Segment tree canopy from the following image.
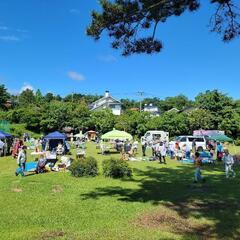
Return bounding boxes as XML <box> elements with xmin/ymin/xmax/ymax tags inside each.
<box><xmin>0</xmin><ymin>85</ymin><xmax>239</xmax><ymax>139</ymax></box>
<box><xmin>0</xmin><ymin>84</ymin><xmax>10</xmax><ymax>109</ymax></box>
<box><xmin>87</xmin><ymin>0</ymin><xmax>240</xmax><ymax>55</ymax></box>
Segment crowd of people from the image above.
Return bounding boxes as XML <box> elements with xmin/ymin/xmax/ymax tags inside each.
<box><xmin>99</xmin><ymin>139</ymin><xmax>139</xmax><ymax>160</ymax></box>
<box><xmin>140</xmin><ymin>137</ymin><xmax>238</xmax><ymax>183</ymax></box>
<box><xmin>12</xmin><ymin>136</ymin><xmax>71</xmax><ymax>176</ymax></box>
<box><xmin>1</xmin><ymin>131</ymin><xmax>238</xmax><ymax>182</ymax></box>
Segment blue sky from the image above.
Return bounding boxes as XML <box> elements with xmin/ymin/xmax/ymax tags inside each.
<box><xmin>0</xmin><ymin>0</ymin><xmax>239</xmax><ymax>100</ymax></box>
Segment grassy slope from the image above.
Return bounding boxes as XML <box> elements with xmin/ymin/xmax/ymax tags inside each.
<box><xmin>0</xmin><ymin>144</ymin><xmax>240</xmax><ymax>240</ymax></box>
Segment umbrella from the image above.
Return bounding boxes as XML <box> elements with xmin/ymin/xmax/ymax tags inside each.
<box><xmin>101</xmin><ymin>129</ymin><xmax>133</xmax><ymax>141</ymax></box>
<box><xmin>208</xmin><ymin>134</ymin><xmax>233</xmax><ymax>143</ymax></box>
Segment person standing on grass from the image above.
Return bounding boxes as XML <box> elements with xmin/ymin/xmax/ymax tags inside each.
<box><xmin>192</xmin><ymin>139</ymin><xmax>196</xmax><ymax>154</ymax></box>
<box><xmin>151</xmin><ymin>140</ymin><xmax>156</xmax><ymax>158</ymax></box>
<box><xmin>223</xmin><ymin>149</ymin><xmax>236</xmax><ymax>179</ymax></box>
<box><xmin>16</xmin><ymin>146</ymin><xmax>27</xmax><ymax>176</ymax></box>
<box><xmin>169</xmin><ymin>142</ymin><xmax>175</xmax><ymax>159</ymax></box>
<box><xmin>216</xmin><ymin>142</ymin><xmax>223</xmax><ymax>161</ymax></box>
<box><xmin>132</xmin><ymin>140</ymin><xmax>138</xmax><ymax>156</ymax></box>
<box><xmin>194</xmin><ymin>151</ymin><xmax>204</xmax><ymax>183</ymax></box>
<box><xmin>160</xmin><ymin>141</ymin><xmax>167</xmax><ymax>164</ymax></box>
<box><xmin>141</xmin><ymin>138</ymin><xmax>147</xmax><ymax>157</ymax></box>
<box><xmin>0</xmin><ymin>139</ymin><xmax>5</xmax><ymax>157</ymax></box>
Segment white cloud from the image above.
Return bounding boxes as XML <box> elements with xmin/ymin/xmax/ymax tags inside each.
<box><xmin>20</xmin><ymin>83</ymin><xmax>35</xmax><ymax>93</ymax></box>
<box><xmin>69</xmin><ymin>9</ymin><xmax>80</xmax><ymax>14</ymax></box>
<box><xmin>98</xmin><ymin>54</ymin><xmax>117</xmax><ymax>63</ymax></box>
<box><xmin>67</xmin><ymin>71</ymin><xmax>85</xmax><ymax>81</ymax></box>
<box><xmin>0</xmin><ymin>35</ymin><xmax>20</xmax><ymax>42</ymax></box>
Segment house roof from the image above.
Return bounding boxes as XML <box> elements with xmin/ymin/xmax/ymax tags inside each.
<box><xmin>167</xmin><ymin>107</ymin><xmax>180</xmax><ymax>113</ymax></box>
<box><xmin>90</xmin><ymin>94</ymin><xmax>121</xmax><ymax>111</ymax></box>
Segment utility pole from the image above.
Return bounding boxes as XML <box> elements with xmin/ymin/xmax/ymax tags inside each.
<box><xmin>137</xmin><ymin>91</ymin><xmax>145</xmax><ymax>112</ymax></box>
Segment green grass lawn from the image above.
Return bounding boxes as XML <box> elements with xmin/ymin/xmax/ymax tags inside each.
<box><xmin>0</xmin><ymin>143</ymin><xmax>240</xmax><ymax>240</ymax></box>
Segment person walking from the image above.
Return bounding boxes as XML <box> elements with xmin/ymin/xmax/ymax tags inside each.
<box><xmin>141</xmin><ymin>138</ymin><xmax>147</xmax><ymax>157</ymax></box>
<box><xmin>194</xmin><ymin>152</ymin><xmax>204</xmax><ymax>183</ymax></box>
<box><xmin>223</xmin><ymin>149</ymin><xmax>236</xmax><ymax>178</ymax></box>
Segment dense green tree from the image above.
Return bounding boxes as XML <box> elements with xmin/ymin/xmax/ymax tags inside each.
<box><xmin>195</xmin><ymin>90</ymin><xmax>234</xmax><ymax>128</ymax></box>
<box><xmin>159</xmin><ymin>95</ymin><xmax>193</xmax><ymax>112</ymax></box>
<box><xmin>120</xmin><ymin>99</ymin><xmax>138</xmax><ymax>110</ymax></box>
<box><xmin>64</xmin><ymin>93</ymin><xmax>101</xmax><ymax>105</ymax></box>
<box><xmin>18</xmin><ymin>89</ymin><xmax>36</xmax><ymax>106</ymax></box>
<box><xmin>40</xmin><ymin>101</ymin><xmax>72</xmax><ymax>132</ymax></box>
<box><xmin>0</xmin><ymin>84</ymin><xmax>10</xmax><ymax>109</ymax></box>
<box><xmin>115</xmin><ymin>110</ymin><xmax>150</xmax><ymax>137</ymax></box>
<box><xmin>1</xmin><ymin>85</ymin><xmax>239</xmax><ymax>139</ymax></box>
<box><xmin>88</xmin><ymin>0</ymin><xmax>240</xmax><ymax>55</ymax></box>
<box><xmin>44</xmin><ymin>93</ymin><xmax>55</xmax><ymax>103</ymax></box>
<box><xmin>188</xmin><ymin>109</ymin><xmax>215</xmax><ymax>132</ymax></box>
<box><xmin>219</xmin><ymin>107</ymin><xmax>240</xmax><ymax>137</ymax></box>
<box><xmin>69</xmin><ymin>102</ymin><xmax>91</xmax><ymax>130</ymax></box>
<box><xmin>88</xmin><ymin>109</ymin><xmax>116</xmax><ymax>133</ymax></box>
<box><xmin>21</xmin><ymin>105</ymin><xmax>42</xmax><ymax>132</ymax></box>
<box><xmin>147</xmin><ymin>112</ymin><xmax>190</xmax><ymax>137</ymax></box>
<box><xmin>35</xmin><ymin>89</ymin><xmax>43</xmax><ymax>104</ymax></box>
<box><xmin>235</xmin><ymin>100</ymin><xmax>240</xmax><ymax>114</ymax></box>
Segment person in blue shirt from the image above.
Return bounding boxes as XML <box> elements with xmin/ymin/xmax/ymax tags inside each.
<box><xmin>216</xmin><ymin>142</ymin><xmax>223</xmax><ymax>161</ymax></box>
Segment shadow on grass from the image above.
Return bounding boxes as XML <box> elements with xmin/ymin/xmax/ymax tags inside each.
<box><xmin>81</xmin><ymin>164</ymin><xmax>240</xmax><ymax>239</ymax></box>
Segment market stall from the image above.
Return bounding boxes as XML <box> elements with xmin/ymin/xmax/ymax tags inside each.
<box><xmin>0</xmin><ymin>130</ymin><xmax>13</xmax><ymax>156</ymax></box>
<box><xmin>101</xmin><ymin>129</ymin><xmax>133</xmax><ymax>141</ymax></box>
<box><xmin>44</xmin><ymin>131</ymin><xmax>68</xmax><ymax>154</ymax></box>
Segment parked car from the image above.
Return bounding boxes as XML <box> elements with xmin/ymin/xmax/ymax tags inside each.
<box><xmin>141</xmin><ymin>131</ymin><xmax>169</xmax><ymax>147</ymax></box>
<box><xmin>172</xmin><ymin>135</ymin><xmax>206</xmax><ymax>150</ymax></box>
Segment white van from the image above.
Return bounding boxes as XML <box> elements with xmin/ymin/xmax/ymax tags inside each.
<box><xmin>141</xmin><ymin>131</ymin><xmax>169</xmax><ymax>146</ymax></box>
<box><xmin>174</xmin><ymin>135</ymin><xmax>206</xmax><ymax>150</ymax></box>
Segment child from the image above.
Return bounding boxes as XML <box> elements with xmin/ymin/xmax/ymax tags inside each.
<box><xmin>194</xmin><ymin>152</ymin><xmax>204</xmax><ymax>183</ymax></box>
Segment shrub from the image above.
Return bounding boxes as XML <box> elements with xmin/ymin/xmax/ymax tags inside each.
<box><xmin>102</xmin><ymin>158</ymin><xmax>132</xmax><ymax>178</ymax></box>
<box><xmin>69</xmin><ymin>157</ymin><xmax>98</xmax><ymax>177</ymax></box>
<box><xmin>235</xmin><ymin>138</ymin><xmax>240</xmax><ymax>146</ymax></box>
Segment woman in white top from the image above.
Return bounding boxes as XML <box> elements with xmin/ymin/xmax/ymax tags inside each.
<box><xmin>159</xmin><ymin>142</ymin><xmax>167</xmax><ymax>164</ymax></box>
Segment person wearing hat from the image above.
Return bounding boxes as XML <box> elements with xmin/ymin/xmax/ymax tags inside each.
<box><xmin>223</xmin><ymin>149</ymin><xmax>236</xmax><ymax>179</ymax></box>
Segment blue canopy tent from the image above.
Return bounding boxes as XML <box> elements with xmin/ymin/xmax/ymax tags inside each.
<box><xmin>0</xmin><ymin>130</ymin><xmax>13</xmax><ymax>156</ymax></box>
<box><xmin>44</xmin><ymin>131</ymin><xmax>67</xmax><ymax>152</ymax></box>
<box><xmin>44</xmin><ymin>131</ymin><xmax>67</xmax><ymax>140</ymax></box>
<box><xmin>0</xmin><ymin>130</ymin><xmax>13</xmax><ymax>139</ymax></box>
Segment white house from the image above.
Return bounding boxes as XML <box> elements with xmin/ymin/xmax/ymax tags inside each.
<box><xmin>143</xmin><ymin>104</ymin><xmax>161</xmax><ymax>116</ymax></box>
<box><xmin>90</xmin><ymin>91</ymin><xmax>122</xmax><ymax>116</ymax></box>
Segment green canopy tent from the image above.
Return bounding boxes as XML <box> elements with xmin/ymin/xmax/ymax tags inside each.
<box><xmin>208</xmin><ymin>134</ymin><xmax>234</xmax><ymax>143</ymax></box>
<box><xmin>101</xmin><ymin>129</ymin><xmax>133</xmax><ymax>141</ymax></box>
